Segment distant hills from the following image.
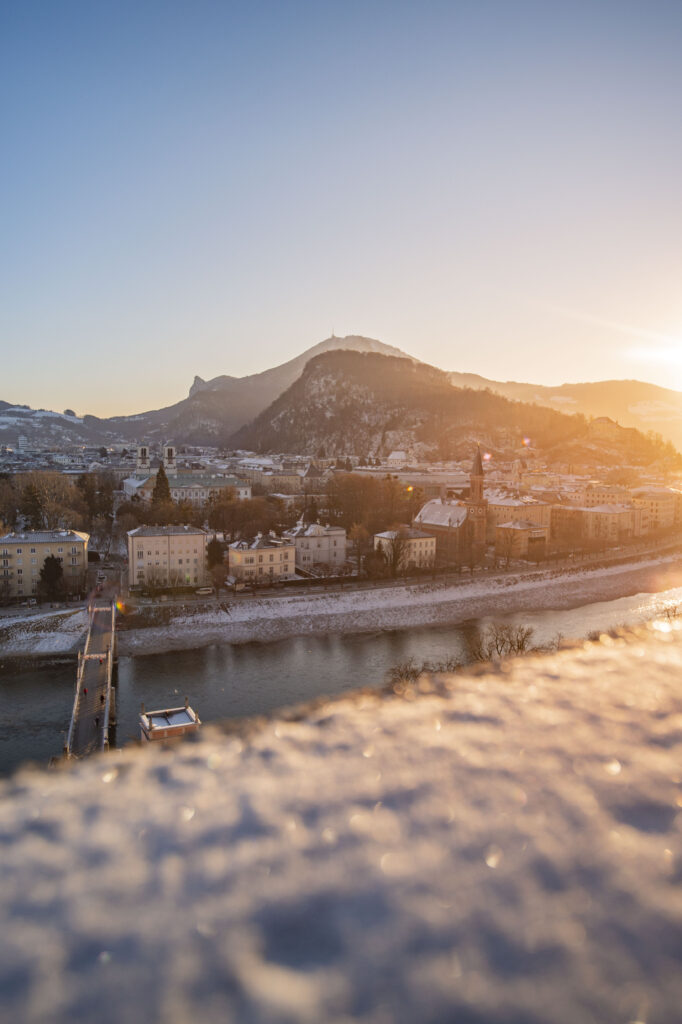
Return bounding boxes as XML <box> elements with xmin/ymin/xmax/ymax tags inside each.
<box><xmin>448</xmin><ymin>372</ymin><xmax>682</xmax><ymax>452</ymax></box>
<box><xmin>230</xmin><ymin>350</ymin><xmax>678</xmax><ymax>468</ymax></box>
<box><xmin>1</xmin><ymin>333</ymin><xmax>681</xmax><ymax>455</ymax></box>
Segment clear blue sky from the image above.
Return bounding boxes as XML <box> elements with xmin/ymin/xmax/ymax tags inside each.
<box><xmin>2</xmin><ymin>0</ymin><xmax>682</xmax><ymax>415</ymax></box>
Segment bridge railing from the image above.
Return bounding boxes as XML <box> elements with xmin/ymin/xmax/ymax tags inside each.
<box><xmin>65</xmin><ymin>600</ymin><xmax>117</xmax><ymax>758</ymax></box>
<box><xmin>100</xmin><ymin>601</ymin><xmax>116</xmax><ymax>751</ymax></box>
<box><xmin>65</xmin><ymin>650</ymin><xmax>87</xmax><ymax>757</ymax></box>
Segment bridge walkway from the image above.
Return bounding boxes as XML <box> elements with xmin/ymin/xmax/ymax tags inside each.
<box><xmin>65</xmin><ymin>602</ymin><xmax>117</xmax><ymax>758</ymax></box>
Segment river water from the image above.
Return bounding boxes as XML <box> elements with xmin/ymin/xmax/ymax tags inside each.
<box><xmin>2</xmin><ymin>583</ymin><xmax>681</xmax><ymax>777</ymax></box>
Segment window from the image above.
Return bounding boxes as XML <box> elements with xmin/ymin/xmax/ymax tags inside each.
<box><xmin>57</xmin><ymin>547</ymin><xmax>63</xmax><ymax>553</ymax></box>
<box><xmin>30</xmin><ymin>548</ymin><xmax>36</xmax><ymax>554</ymax></box>
<box><xmin>17</xmin><ymin>569</ymin><xmax>22</xmax><ymax>576</ymax></box>
<box><xmin>178</xmin><ymin>559</ymin><xmax>183</xmax><ymax>565</ymax></box>
<box><xmin>16</xmin><ymin>548</ymin><xmax>22</xmax><ymax>554</ymax></box>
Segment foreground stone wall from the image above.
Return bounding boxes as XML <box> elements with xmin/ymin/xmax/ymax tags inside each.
<box><xmin>1</xmin><ymin>624</ymin><xmax>681</xmax><ymax>1023</ymax></box>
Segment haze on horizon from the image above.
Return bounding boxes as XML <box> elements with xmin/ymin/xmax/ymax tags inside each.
<box><xmin>2</xmin><ymin>0</ymin><xmax>682</xmax><ymax>417</ymax></box>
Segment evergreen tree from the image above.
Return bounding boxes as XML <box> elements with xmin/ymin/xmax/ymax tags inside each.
<box><xmin>151</xmin><ymin>462</ymin><xmax>172</xmax><ymax>508</ymax></box>
<box><xmin>303</xmin><ymin>498</ymin><xmax>318</xmax><ymax>524</ymax></box>
<box><xmin>207</xmin><ymin>536</ymin><xmax>224</xmax><ymax>569</ymax></box>
<box><xmin>38</xmin><ymin>555</ymin><xmax>65</xmax><ymax>601</ymax></box>
<box><xmin>20</xmin><ymin>483</ymin><xmax>44</xmax><ymax>529</ymax></box>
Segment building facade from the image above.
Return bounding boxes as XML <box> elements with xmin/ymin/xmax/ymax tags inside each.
<box><xmin>228</xmin><ymin>534</ymin><xmax>295</xmax><ymax>582</ymax></box>
<box><xmin>484</xmin><ymin>490</ymin><xmax>552</xmax><ymax>543</ymax></box>
<box><xmin>373</xmin><ymin>528</ymin><xmax>436</xmax><ymax>570</ymax></box>
<box><xmin>127</xmin><ymin>525</ymin><xmax>208</xmax><ymax>590</ymax></box>
<box><xmin>412</xmin><ymin>447</ymin><xmax>488</xmax><ymax>566</ymax></box>
<box><xmin>0</xmin><ymin>529</ymin><xmax>89</xmax><ymax>601</ymax></box>
<box><xmin>283</xmin><ymin>522</ymin><xmax>347</xmax><ymax>570</ymax></box>
<box><xmin>124</xmin><ymin>474</ymin><xmax>251</xmax><ymax>504</ymax></box>
<box><xmin>495</xmin><ymin>521</ymin><xmax>549</xmax><ymax>561</ymax></box>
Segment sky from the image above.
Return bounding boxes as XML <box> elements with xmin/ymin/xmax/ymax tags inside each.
<box><xmin>2</xmin><ymin>0</ymin><xmax>682</xmax><ymax>416</ymax></box>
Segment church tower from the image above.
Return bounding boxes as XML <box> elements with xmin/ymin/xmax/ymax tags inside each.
<box><xmin>136</xmin><ymin>444</ymin><xmax>150</xmax><ymax>475</ymax></box>
<box><xmin>465</xmin><ymin>446</ymin><xmax>487</xmax><ymax>560</ymax></box>
<box><xmin>163</xmin><ymin>443</ymin><xmax>177</xmax><ymax>476</ymax></box>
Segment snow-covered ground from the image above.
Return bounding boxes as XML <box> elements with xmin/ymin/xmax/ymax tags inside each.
<box><xmin>0</xmin><ymin>608</ymin><xmax>89</xmax><ymax>657</ymax></box>
<box><xmin>118</xmin><ymin>554</ymin><xmax>682</xmax><ymax>656</ymax></box>
<box><xmin>0</xmin><ymin>622</ymin><xmax>680</xmax><ymax>1023</ymax></box>
<box><xmin>2</xmin><ymin>553</ymin><xmax>681</xmax><ymax>660</ymax></box>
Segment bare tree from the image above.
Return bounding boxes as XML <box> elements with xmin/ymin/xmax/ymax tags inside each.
<box><xmin>380</xmin><ymin>528</ymin><xmax>410</xmax><ymax>578</ymax></box>
<box><xmin>467</xmin><ymin>622</ymin><xmax>536</xmax><ymax>662</ymax></box>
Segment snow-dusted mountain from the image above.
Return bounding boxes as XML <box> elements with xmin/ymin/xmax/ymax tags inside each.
<box><xmin>2</xmin><ymin>333</ymin><xmax>681</xmax><ymax>452</ymax></box>
<box><xmin>230</xmin><ymin>349</ymin><xmax>679</xmax><ymax>468</ymax></box>
<box><xmin>0</xmin><ymin>401</ymin><xmax>115</xmax><ymax>447</ymax></box>
<box><xmin>96</xmin><ymin>335</ymin><xmax>411</xmax><ymax>445</ymax></box>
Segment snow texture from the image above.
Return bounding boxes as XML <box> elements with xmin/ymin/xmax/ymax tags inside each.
<box><xmin>0</xmin><ymin>622</ymin><xmax>680</xmax><ymax>1023</ymax></box>
<box><xmin>0</xmin><ymin>608</ymin><xmax>89</xmax><ymax>655</ymax></box>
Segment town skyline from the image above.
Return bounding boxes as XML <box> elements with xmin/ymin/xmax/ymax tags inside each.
<box><xmin>3</xmin><ymin>1</ymin><xmax>682</xmax><ymax>414</ymax></box>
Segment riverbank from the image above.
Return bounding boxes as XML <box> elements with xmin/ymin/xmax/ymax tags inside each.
<box><xmin>2</xmin><ymin>553</ymin><xmax>681</xmax><ymax>662</ymax></box>
<box><xmin>0</xmin><ymin>608</ymin><xmax>88</xmax><ymax>668</ymax></box>
<box><xmin>119</xmin><ymin>553</ymin><xmax>682</xmax><ymax>655</ymax></box>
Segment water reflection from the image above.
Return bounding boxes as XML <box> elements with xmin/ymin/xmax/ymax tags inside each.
<box><xmin>2</xmin><ymin>583</ymin><xmax>681</xmax><ymax>776</ymax></box>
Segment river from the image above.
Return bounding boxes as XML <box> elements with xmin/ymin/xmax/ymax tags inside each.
<box><xmin>1</xmin><ymin>583</ymin><xmax>680</xmax><ymax>777</ymax></box>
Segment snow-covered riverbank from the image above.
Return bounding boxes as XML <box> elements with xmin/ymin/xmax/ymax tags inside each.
<box><xmin>119</xmin><ymin>554</ymin><xmax>682</xmax><ymax>656</ymax></box>
<box><xmin>2</xmin><ymin>554</ymin><xmax>681</xmax><ymax>662</ymax></box>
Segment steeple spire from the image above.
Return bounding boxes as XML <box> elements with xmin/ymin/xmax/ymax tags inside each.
<box><xmin>472</xmin><ymin>445</ymin><xmax>484</xmax><ymax>478</ymax></box>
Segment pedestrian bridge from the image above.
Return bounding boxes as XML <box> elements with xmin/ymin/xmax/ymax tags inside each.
<box><xmin>64</xmin><ymin>601</ymin><xmax>117</xmax><ymax>758</ymax></box>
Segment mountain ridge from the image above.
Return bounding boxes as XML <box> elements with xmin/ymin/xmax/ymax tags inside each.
<box><xmin>1</xmin><ymin>334</ymin><xmax>681</xmax><ymax>451</ymax></box>
<box><xmin>230</xmin><ymin>350</ymin><xmax>679</xmax><ymax>468</ymax></box>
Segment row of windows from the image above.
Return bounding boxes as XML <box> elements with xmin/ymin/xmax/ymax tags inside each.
<box><xmin>240</xmin><ymin>552</ymin><xmax>291</xmax><ymax>564</ymax></box>
<box><xmin>137</xmin><ymin>547</ymin><xmax>201</xmax><ymax>557</ymax></box>
<box><xmin>1</xmin><ymin>546</ymin><xmax>80</xmax><ymax>555</ymax></box>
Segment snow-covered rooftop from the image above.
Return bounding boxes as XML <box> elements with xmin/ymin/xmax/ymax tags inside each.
<box><xmin>414</xmin><ymin>498</ymin><xmax>468</xmax><ymax>528</ymax></box>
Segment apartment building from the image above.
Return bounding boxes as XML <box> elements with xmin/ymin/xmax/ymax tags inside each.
<box><xmin>565</xmin><ymin>482</ymin><xmax>630</xmax><ymax>508</ymax></box>
<box><xmin>374</xmin><ymin>527</ymin><xmax>436</xmax><ymax>569</ymax></box>
<box><xmin>228</xmin><ymin>533</ymin><xmax>295</xmax><ymax>582</ymax></box>
<box><xmin>484</xmin><ymin>489</ymin><xmax>552</xmax><ymax>543</ymax></box>
<box><xmin>0</xmin><ymin>529</ymin><xmax>89</xmax><ymax>601</ymax></box>
<box><xmin>631</xmin><ymin>488</ymin><xmax>676</xmax><ymax>531</ymax></box>
<box><xmin>495</xmin><ymin>520</ymin><xmax>549</xmax><ymax>560</ymax></box>
<box><xmin>283</xmin><ymin>522</ymin><xmax>347</xmax><ymax>570</ymax></box>
<box><xmin>124</xmin><ymin>474</ymin><xmax>250</xmax><ymax>504</ymax></box>
<box><xmin>127</xmin><ymin>525</ymin><xmax>208</xmax><ymax>590</ymax></box>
